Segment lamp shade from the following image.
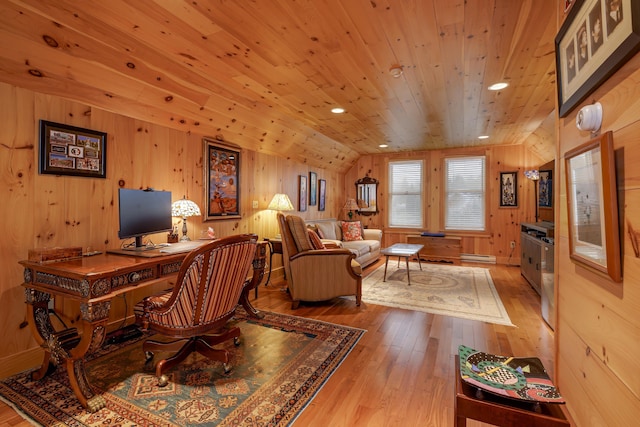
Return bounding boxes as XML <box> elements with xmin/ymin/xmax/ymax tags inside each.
<box><xmin>524</xmin><ymin>170</ymin><xmax>540</xmax><ymax>181</ymax></box>
<box><xmin>343</xmin><ymin>198</ymin><xmax>359</xmax><ymax>211</ymax></box>
<box><xmin>267</xmin><ymin>193</ymin><xmax>294</xmax><ymax>211</ymax></box>
<box><xmin>171</xmin><ymin>197</ymin><xmax>201</xmax><ymax>218</ymax></box>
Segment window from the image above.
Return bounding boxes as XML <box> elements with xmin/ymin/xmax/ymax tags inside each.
<box><xmin>389</xmin><ymin>160</ymin><xmax>423</xmax><ymax>227</ymax></box>
<box><xmin>444</xmin><ymin>156</ymin><xmax>486</xmax><ymax>231</ymax></box>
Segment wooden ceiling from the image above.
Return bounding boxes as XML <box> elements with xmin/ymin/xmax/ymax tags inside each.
<box><xmin>0</xmin><ymin>0</ymin><xmax>558</xmax><ymax>172</ymax></box>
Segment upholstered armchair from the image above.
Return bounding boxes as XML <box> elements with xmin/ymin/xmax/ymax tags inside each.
<box><xmin>134</xmin><ymin>234</ymin><xmax>261</xmax><ymax>387</ymax></box>
<box><xmin>277</xmin><ymin>213</ymin><xmax>362</xmax><ymax>309</ymax></box>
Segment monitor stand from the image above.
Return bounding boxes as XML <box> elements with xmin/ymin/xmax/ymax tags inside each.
<box><xmin>107</xmin><ymin>236</ymin><xmax>164</xmax><ymax>257</ymax></box>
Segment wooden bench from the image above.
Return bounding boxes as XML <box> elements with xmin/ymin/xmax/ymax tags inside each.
<box><xmin>406</xmin><ymin>235</ymin><xmax>461</xmax><ymax>264</ymax></box>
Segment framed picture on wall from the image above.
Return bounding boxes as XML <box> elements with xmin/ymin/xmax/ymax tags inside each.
<box><xmin>298</xmin><ymin>175</ymin><xmax>307</xmax><ymax>211</ymax></box>
<box><xmin>318</xmin><ymin>179</ymin><xmax>326</xmax><ymax>211</ymax></box>
<box><xmin>565</xmin><ymin>131</ymin><xmax>621</xmax><ymax>282</ymax></box>
<box><xmin>309</xmin><ymin>171</ymin><xmax>317</xmax><ymax>206</ymax></box>
<box><xmin>499</xmin><ymin>172</ymin><xmax>518</xmax><ymax>207</ymax></box>
<box><xmin>39</xmin><ymin>120</ymin><xmax>107</xmax><ymax>178</ymax></box>
<box><xmin>539</xmin><ymin>170</ymin><xmax>553</xmax><ymax>207</ymax></box>
<box><xmin>555</xmin><ymin>0</ymin><xmax>640</xmax><ymax>117</ymax></box>
<box><xmin>204</xmin><ymin>138</ymin><xmax>241</xmax><ymax>220</ymax></box>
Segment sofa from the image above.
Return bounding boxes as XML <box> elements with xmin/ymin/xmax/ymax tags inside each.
<box><xmin>306</xmin><ymin>219</ymin><xmax>382</xmax><ymax>268</ymax></box>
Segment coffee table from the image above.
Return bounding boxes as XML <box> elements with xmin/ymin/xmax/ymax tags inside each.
<box><xmin>380</xmin><ymin>243</ymin><xmax>424</xmax><ymax>285</ymax></box>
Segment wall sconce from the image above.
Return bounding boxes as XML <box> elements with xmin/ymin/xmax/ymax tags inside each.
<box><xmin>576</xmin><ymin>102</ymin><xmax>603</xmax><ymax>132</ymax></box>
<box><xmin>171</xmin><ymin>196</ymin><xmax>201</xmax><ymax>241</ymax></box>
<box><xmin>524</xmin><ymin>170</ymin><xmax>540</xmax><ymax>223</ymax></box>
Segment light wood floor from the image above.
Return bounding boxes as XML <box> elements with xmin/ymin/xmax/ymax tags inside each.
<box><xmin>0</xmin><ymin>260</ymin><xmax>567</xmax><ymax>426</ymax></box>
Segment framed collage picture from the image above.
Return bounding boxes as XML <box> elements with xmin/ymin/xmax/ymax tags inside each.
<box><xmin>39</xmin><ymin>120</ymin><xmax>107</xmax><ymax>178</ymax></box>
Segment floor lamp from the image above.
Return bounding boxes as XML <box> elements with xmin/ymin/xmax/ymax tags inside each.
<box><xmin>268</xmin><ymin>193</ymin><xmax>294</xmax><ymax>238</ymax></box>
<box><xmin>524</xmin><ymin>170</ymin><xmax>540</xmax><ymax>222</ymax></box>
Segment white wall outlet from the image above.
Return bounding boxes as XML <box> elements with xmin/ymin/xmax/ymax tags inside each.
<box><xmin>252</xmin><ymin>200</ymin><xmax>259</xmax><ymax>209</ymax></box>
<box><xmin>510</xmin><ymin>241</ymin><xmax>516</xmax><ymax>248</ymax></box>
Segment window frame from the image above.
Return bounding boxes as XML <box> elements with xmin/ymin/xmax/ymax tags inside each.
<box><xmin>387</xmin><ymin>159</ymin><xmax>424</xmax><ymax>228</ymax></box>
<box><xmin>442</xmin><ymin>154</ymin><xmax>488</xmax><ymax>233</ymax></box>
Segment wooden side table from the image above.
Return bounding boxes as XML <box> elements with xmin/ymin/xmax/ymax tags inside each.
<box><xmin>264</xmin><ymin>237</ymin><xmax>283</xmax><ymax>286</ymax></box>
<box><xmin>454</xmin><ymin>355</ymin><xmax>569</xmax><ymax>427</ymax></box>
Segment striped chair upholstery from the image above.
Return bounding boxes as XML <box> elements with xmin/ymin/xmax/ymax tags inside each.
<box><xmin>134</xmin><ymin>234</ymin><xmax>259</xmax><ymax>386</ymax></box>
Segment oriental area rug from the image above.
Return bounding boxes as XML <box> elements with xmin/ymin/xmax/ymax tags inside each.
<box><xmin>0</xmin><ymin>308</ymin><xmax>365</xmax><ymax>427</ymax></box>
<box><xmin>359</xmin><ymin>263</ymin><xmax>514</xmax><ymax>326</ymax></box>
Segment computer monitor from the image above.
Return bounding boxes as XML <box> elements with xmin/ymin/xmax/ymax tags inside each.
<box><xmin>117</xmin><ymin>188</ymin><xmax>172</xmax><ymax>250</ymax></box>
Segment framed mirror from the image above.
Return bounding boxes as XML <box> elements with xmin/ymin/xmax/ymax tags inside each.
<box><xmin>355</xmin><ymin>176</ymin><xmax>378</xmax><ymax>215</ymax></box>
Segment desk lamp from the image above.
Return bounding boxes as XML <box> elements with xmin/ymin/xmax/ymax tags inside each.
<box><xmin>171</xmin><ymin>196</ymin><xmax>201</xmax><ymax>241</ymax></box>
<box><xmin>343</xmin><ymin>198</ymin><xmax>359</xmax><ymax>220</ymax></box>
<box><xmin>268</xmin><ymin>193</ymin><xmax>294</xmax><ymax>238</ymax></box>
<box><xmin>524</xmin><ymin>170</ymin><xmax>540</xmax><ymax>223</ymax></box>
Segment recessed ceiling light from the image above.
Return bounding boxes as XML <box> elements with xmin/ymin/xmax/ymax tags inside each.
<box><xmin>331</xmin><ymin>107</ymin><xmax>345</xmax><ymax>114</ymax></box>
<box><xmin>488</xmin><ymin>82</ymin><xmax>508</xmax><ymax>91</ymax></box>
<box><xmin>478</xmin><ymin>135</ymin><xmax>489</xmax><ymax>140</ymax></box>
<box><xmin>379</xmin><ymin>144</ymin><xmax>388</xmax><ymax>148</ymax></box>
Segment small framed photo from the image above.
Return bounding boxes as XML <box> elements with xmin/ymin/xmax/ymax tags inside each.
<box><xmin>298</xmin><ymin>175</ymin><xmax>307</xmax><ymax>211</ymax></box>
<box><xmin>204</xmin><ymin>138</ymin><xmax>241</xmax><ymax>220</ymax></box>
<box><xmin>309</xmin><ymin>171</ymin><xmax>317</xmax><ymax>206</ymax></box>
<box><xmin>318</xmin><ymin>179</ymin><xmax>326</xmax><ymax>211</ymax></box>
<box><xmin>539</xmin><ymin>170</ymin><xmax>553</xmax><ymax>208</ymax></box>
<box><xmin>39</xmin><ymin>120</ymin><xmax>107</xmax><ymax>178</ymax></box>
<box><xmin>565</xmin><ymin>131</ymin><xmax>621</xmax><ymax>282</ymax></box>
<box><xmin>499</xmin><ymin>172</ymin><xmax>518</xmax><ymax>207</ymax></box>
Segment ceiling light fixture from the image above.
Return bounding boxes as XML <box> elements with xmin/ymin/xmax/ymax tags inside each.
<box><xmin>379</xmin><ymin>144</ymin><xmax>388</xmax><ymax>148</ymax></box>
<box><xmin>488</xmin><ymin>82</ymin><xmax>509</xmax><ymax>91</ymax></box>
<box><xmin>331</xmin><ymin>107</ymin><xmax>345</xmax><ymax>114</ymax></box>
<box><xmin>389</xmin><ymin>65</ymin><xmax>403</xmax><ymax>78</ymax></box>
<box><xmin>478</xmin><ymin>135</ymin><xmax>489</xmax><ymax>140</ymax></box>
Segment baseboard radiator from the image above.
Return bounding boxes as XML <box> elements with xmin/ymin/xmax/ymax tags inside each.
<box><xmin>460</xmin><ymin>254</ymin><xmax>497</xmax><ymax>264</ymax></box>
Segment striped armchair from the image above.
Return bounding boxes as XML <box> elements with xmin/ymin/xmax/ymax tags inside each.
<box><xmin>134</xmin><ymin>234</ymin><xmax>260</xmax><ymax>387</ymax></box>
<box><xmin>277</xmin><ymin>213</ymin><xmax>362</xmax><ymax>309</ymax></box>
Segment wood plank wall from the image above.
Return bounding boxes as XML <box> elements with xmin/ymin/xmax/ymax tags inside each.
<box><xmin>343</xmin><ymin>146</ymin><xmax>545</xmax><ymax>263</ymax></box>
<box><xmin>0</xmin><ymin>82</ymin><xmax>343</xmax><ymax>377</ymax></box>
<box><xmin>555</xmin><ymin>50</ymin><xmax>640</xmax><ymax>425</ymax></box>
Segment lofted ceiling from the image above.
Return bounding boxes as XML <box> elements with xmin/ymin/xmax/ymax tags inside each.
<box><xmin>0</xmin><ymin>0</ymin><xmax>558</xmax><ymax>172</ymax></box>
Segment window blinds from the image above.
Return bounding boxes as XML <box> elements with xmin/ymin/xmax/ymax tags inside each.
<box><xmin>444</xmin><ymin>156</ymin><xmax>486</xmax><ymax>231</ymax></box>
<box><xmin>389</xmin><ymin>160</ymin><xmax>423</xmax><ymax>227</ymax></box>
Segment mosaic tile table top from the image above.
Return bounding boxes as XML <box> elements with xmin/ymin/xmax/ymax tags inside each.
<box><xmin>458</xmin><ymin>345</ymin><xmax>565</xmax><ymax>404</ymax></box>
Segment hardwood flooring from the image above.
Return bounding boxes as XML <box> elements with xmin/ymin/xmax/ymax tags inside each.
<box><xmin>0</xmin><ymin>261</ymin><xmax>565</xmax><ymax>426</ymax></box>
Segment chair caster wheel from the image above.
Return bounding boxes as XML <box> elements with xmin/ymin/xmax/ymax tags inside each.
<box><xmin>223</xmin><ymin>363</ymin><xmax>232</xmax><ymax>374</ymax></box>
<box><xmin>157</xmin><ymin>375</ymin><xmax>169</xmax><ymax>387</ymax></box>
<box><xmin>233</xmin><ymin>337</ymin><xmax>240</xmax><ymax>346</ymax></box>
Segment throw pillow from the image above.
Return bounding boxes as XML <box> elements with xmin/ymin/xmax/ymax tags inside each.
<box><xmin>316</xmin><ymin>221</ymin><xmax>336</xmax><ymax>240</ymax></box>
<box><xmin>342</xmin><ymin>221</ymin><xmax>364</xmax><ymax>241</ymax></box>
<box><xmin>308</xmin><ymin>229</ymin><xmax>326</xmax><ymax>249</ymax></box>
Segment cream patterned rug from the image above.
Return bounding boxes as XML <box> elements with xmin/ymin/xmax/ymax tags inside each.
<box><xmin>359</xmin><ymin>262</ymin><xmax>514</xmax><ymax>326</ymax></box>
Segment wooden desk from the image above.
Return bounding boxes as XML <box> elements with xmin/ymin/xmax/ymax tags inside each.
<box><xmin>454</xmin><ymin>355</ymin><xmax>569</xmax><ymax>427</ymax></box>
<box><xmin>19</xmin><ymin>243</ymin><xmax>266</xmax><ymax>412</ymax></box>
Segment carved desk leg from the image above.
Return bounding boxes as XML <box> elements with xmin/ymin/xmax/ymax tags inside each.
<box><xmin>24</xmin><ymin>288</ymin><xmax>110</xmax><ymax>413</ymax></box>
<box><xmin>239</xmin><ymin>242</ymin><xmax>267</xmax><ymax>318</ymax></box>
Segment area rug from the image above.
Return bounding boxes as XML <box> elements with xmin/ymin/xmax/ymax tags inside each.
<box><xmin>359</xmin><ymin>262</ymin><xmax>514</xmax><ymax>326</ymax></box>
<box><xmin>0</xmin><ymin>308</ymin><xmax>365</xmax><ymax>426</ymax></box>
